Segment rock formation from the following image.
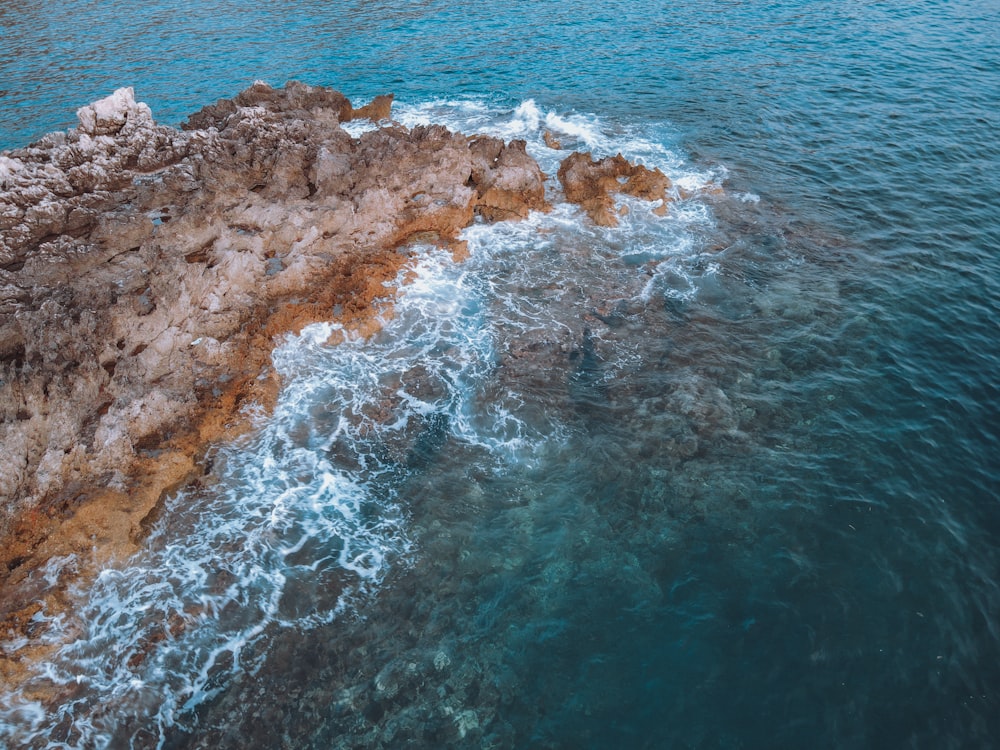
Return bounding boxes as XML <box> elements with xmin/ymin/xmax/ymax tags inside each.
<box><xmin>557</xmin><ymin>151</ymin><xmax>671</xmax><ymax>226</ymax></box>
<box><xmin>469</xmin><ymin>136</ymin><xmax>548</xmax><ymax>222</ymax></box>
<box><xmin>0</xmin><ymin>82</ymin><xmax>669</xmax><ymax>635</ymax></box>
<box><xmin>0</xmin><ymin>82</ymin><xmax>548</xmax><ymax>604</ymax></box>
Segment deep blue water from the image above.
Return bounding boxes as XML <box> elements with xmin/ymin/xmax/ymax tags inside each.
<box><xmin>2</xmin><ymin>1</ymin><xmax>1000</xmax><ymax>748</ymax></box>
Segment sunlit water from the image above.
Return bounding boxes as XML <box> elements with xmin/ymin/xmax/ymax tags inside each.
<box><xmin>2</xmin><ymin>1</ymin><xmax>999</xmax><ymax>748</ymax></box>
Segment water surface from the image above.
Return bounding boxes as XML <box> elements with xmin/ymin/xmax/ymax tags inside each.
<box><xmin>1</xmin><ymin>1</ymin><xmax>999</xmax><ymax>748</ymax></box>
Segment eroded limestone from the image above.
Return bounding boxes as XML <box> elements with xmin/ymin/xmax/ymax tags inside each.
<box><xmin>0</xmin><ymin>82</ymin><xmax>670</xmax><ymax>645</ymax></box>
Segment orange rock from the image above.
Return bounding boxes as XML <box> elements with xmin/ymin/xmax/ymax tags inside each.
<box><xmin>556</xmin><ymin>151</ymin><xmax>671</xmax><ymax>226</ymax></box>
<box><xmin>348</xmin><ymin>93</ymin><xmax>394</xmax><ymax>122</ymax></box>
<box><xmin>469</xmin><ymin>136</ymin><xmax>550</xmax><ymax>221</ymax></box>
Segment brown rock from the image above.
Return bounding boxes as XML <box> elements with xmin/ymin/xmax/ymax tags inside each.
<box><xmin>0</xmin><ymin>81</ymin><xmax>549</xmax><ymax>624</ymax></box>
<box><xmin>182</xmin><ymin>80</ymin><xmax>353</xmax><ymax>130</ymax></box>
<box><xmin>348</xmin><ymin>93</ymin><xmax>394</xmax><ymax>122</ymax></box>
<box><xmin>556</xmin><ymin>151</ymin><xmax>671</xmax><ymax>226</ymax></box>
<box><xmin>468</xmin><ymin>136</ymin><xmax>550</xmax><ymax>221</ymax></box>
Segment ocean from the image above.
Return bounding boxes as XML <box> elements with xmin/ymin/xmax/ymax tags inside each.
<box><xmin>1</xmin><ymin>0</ymin><xmax>999</xmax><ymax>747</ymax></box>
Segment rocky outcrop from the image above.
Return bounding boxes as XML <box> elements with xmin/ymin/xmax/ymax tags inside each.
<box><xmin>556</xmin><ymin>151</ymin><xmax>671</xmax><ymax>226</ymax></box>
<box><xmin>468</xmin><ymin>136</ymin><xmax>548</xmax><ymax>221</ymax></box>
<box><xmin>0</xmin><ymin>81</ymin><xmax>674</xmax><ymax>628</ymax></box>
<box><xmin>0</xmin><ymin>81</ymin><xmax>551</xmax><ymax>590</ymax></box>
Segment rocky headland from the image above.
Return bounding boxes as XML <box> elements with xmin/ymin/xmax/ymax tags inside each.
<box><xmin>0</xmin><ymin>82</ymin><xmax>670</xmax><ymax>641</ymax></box>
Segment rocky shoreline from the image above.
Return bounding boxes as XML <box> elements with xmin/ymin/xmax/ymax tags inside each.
<box><xmin>0</xmin><ymin>82</ymin><xmax>671</xmax><ymax>647</ymax></box>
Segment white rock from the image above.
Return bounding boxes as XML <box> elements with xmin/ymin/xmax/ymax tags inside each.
<box><xmin>0</xmin><ymin>156</ymin><xmax>22</xmax><ymax>189</ymax></box>
<box><xmin>76</xmin><ymin>87</ymin><xmax>152</xmax><ymax>136</ymax></box>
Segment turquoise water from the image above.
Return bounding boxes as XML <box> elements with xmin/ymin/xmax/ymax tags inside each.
<box><xmin>2</xmin><ymin>1</ymin><xmax>1000</xmax><ymax>748</ymax></box>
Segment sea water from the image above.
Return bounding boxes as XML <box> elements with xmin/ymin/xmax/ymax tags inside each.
<box><xmin>1</xmin><ymin>1</ymin><xmax>999</xmax><ymax>748</ymax></box>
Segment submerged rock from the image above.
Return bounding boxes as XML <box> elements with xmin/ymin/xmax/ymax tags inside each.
<box><xmin>0</xmin><ymin>81</ymin><xmax>550</xmax><ymax>598</ymax></box>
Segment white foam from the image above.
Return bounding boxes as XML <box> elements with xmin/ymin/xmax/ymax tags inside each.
<box><xmin>340</xmin><ymin>119</ymin><xmax>379</xmax><ymax>138</ymax></box>
<box><xmin>508</xmin><ymin>98</ymin><xmax>542</xmax><ymax>133</ymax></box>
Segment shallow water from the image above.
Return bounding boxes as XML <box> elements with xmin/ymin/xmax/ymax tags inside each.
<box><xmin>2</xmin><ymin>1</ymin><xmax>999</xmax><ymax>748</ymax></box>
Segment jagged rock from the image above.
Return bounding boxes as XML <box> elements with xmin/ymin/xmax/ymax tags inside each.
<box><xmin>557</xmin><ymin>151</ymin><xmax>671</xmax><ymax>226</ymax></box>
<box><xmin>0</xmin><ymin>81</ymin><xmax>550</xmax><ymax>592</ymax></box>
<box><xmin>469</xmin><ymin>136</ymin><xmax>549</xmax><ymax>221</ymax></box>
<box><xmin>348</xmin><ymin>94</ymin><xmax>394</xmax><ymax>122</ymax></box>
<box><xmin>182</xmin><ymin>79</ymin><xmax>353</xmax><ymax>131</ymax></box>
<box><xmin>76</xmin><ymin>87</ymin><xmax>154</xmax><ymax>136</ymax></box>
